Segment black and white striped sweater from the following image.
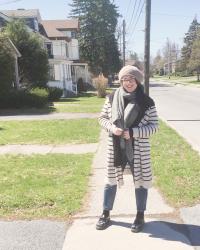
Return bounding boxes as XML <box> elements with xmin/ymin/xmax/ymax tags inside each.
<box><xmin>98</xmin><ymin>94</ymin><xmax>159</xmax><ymax>188</ymax></box>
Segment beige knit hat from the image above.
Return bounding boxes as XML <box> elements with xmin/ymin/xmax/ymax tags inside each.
<box><xmin>118</xmin><ymin>65</ymin><xmax>144</xmax><ymax>83</ymax></box>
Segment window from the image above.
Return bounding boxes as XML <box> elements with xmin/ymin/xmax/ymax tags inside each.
<box><xmin>71</xmin><ymin>31</ymin><xmax>77</xmax><ymax>39</ymax></box>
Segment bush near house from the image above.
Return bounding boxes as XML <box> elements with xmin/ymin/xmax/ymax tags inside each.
<box><xmin>47</xmin><ymin>87</ymin><xmax>63</xmax><ymax>102</ymax></box>
<box><xmin>93</xmin><ymin>74</ymin><xmax>108</xmax><ymax>98</ymax></box>
<box><xmin>0</xmin><ymin>88</ymin><xmax>49</xmax><ymax>109</ymax></box>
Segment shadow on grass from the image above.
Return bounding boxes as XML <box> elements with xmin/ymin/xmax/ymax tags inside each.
<box><xmin>111</xmin><ymin>220</ymin><xmax>200</xmax><ymax>246</ymax></box>
<box><xmin>0</xmin><ymin>106</ymin><xmax>56</xmax><ymax>116</ymax></box>
<box><xmin>150</xmin><ymin>83</ymin><xmax>174</xmax><ymax>88</ymax></box>
<box><xmin>56</xmin><ymin>92</ymin><xmax>97</xmax><ymax>103</ymax></box>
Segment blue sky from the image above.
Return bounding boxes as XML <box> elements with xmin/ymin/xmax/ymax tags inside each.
<box><xmin>1</xmin><ymin>0</ymin><xmax>200</xmax><ymax>58</ymax></box>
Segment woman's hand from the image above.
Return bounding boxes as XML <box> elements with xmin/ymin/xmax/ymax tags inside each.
<box><xmin>112</xmin><ymin>125</ymin><xmax>123</xmax><ymax>136</ymax></box>
<box><xmin>123</xmin><ymin>130</ymin><xmax>131</xmax><ymax>140</ymax></box>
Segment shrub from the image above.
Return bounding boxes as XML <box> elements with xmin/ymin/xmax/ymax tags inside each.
<box><xmin>0</xmin><ymin>88</ymin><xmax>49</xmax><ymax>109</ymax></box>
<box><xmin>47</xmin><ymin>87</ymin><xmax>63</xmax><ymax>102</ymax></box>
<box><xmin>93</xmin><ymin>74</ymin><xmax>108</xmax><ymax>98</ymax></box>
<box><xmin>29</xmin><ymin>88</ymin><xmax>49</xmax><ymax>108</ymax></box>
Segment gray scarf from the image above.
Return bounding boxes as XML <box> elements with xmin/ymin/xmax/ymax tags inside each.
<box><xmin>111</xmin><ymin>87</ymin><xmax>140</xmax><ymax>164</ymax></box>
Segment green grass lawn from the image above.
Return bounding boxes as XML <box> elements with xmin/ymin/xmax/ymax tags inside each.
<box><xmin>151</xmin><ymin>120</ymin><xmax>200</xmax><ymax>207</ymax></box>
<box><xmin>0</xmin><ymin>92</ymin><xmax>106</xmax><ymax>115</ymax></box>
<box><xmin>53</xmin><ymin>92</ymin><xmax>105</xmax><ymax>113</ymax></box>
<box><xmin>152</xmin><ymin>75</ymin><xmax>200</xmax><ymax>85</ymax></box>
<box><xmin>0</xmin><ymin>154</ymin><xmax>93</xmax><ymax>219</ymax></box>
<box><xmin>0</xmin><ymin>119</ymin><xmax>100</xmax><ymax>145</ymax></box>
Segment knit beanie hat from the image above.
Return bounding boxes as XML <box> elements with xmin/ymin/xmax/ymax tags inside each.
<box><xmin>118</xmin><ymin>65</ymin><xmax>144</xmax><ymax>83</ymax></box>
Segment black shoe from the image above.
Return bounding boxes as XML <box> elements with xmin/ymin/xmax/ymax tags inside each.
<box><xmin>96</xmin><ymin>214</ymin><xmax>110</xmax><ymax>230</ymax></box>
<box><xmin>131</xmin><ymin>212</ymin><xmax>145</xmax><ymax>233</ymax></box>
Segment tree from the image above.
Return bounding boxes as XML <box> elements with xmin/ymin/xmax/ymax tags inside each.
<box><xmin>188</xmin><ymin>38</ymin><xmax>200</xmax><ymax>81</ymax></box>
<box><xmin>0</xmin><ymin>36</ymin><xmax>15</xmax><ymax>92</ymax></box>
<box><xmin>152</xmin><ymin>50</ymin><xmax>165</xmax><ymax>75</ymax></box>
<box><xmin>181</xmin><ymin>18</ymin><xmax>200</xmax><ymax>74</ymax></box>
<box><xmin>69</xmin><ymin>0</ymin><xmax>121</xmax><ymax>76</ymax></box>
<box><xmin>3</xmin><ymin>19</ymin><xmax>49</xmax><ymax>88</ymax></box>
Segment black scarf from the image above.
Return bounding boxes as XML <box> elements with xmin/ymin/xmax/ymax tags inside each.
<box><xmin>109</xmin><ymin>84</ymin><xmax>155</xmax><ymax>172</ymax></box>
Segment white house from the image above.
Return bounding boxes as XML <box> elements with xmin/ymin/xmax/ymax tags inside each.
<box><xmin>0</xmin><ymin>9</ymin><xmax>89</xmax><ymax>96</ymax></box>
<box><xmin>41</xmin><ymin>19</ymin><xmax>89</xmax><ymax>96</ymax></box>
<box><xmin>1</xmin><ymin>9</ymin><xmax>42</xmax><ymax>32</ymax></box>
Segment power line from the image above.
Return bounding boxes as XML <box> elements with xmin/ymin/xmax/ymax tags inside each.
<box><xmin>126</xmin><ymin>0</ymin><xmax>139</xmax><ymax>32</ymax></box>
<box><xmin>127</xmin><ymin>0</ymin><xmax>145</xmax><ymax>44</ymax></box>
<box><xmin>0</xmin><ymin>0</ymin><xmax>22</xmax><ymax>5</ymax></box>
<box><xmin>124</xmin><ymin>0</ymin><xmax>133</xmax><ymax>19</ymax></box>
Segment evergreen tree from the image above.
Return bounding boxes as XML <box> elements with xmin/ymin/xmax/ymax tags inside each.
<box><xmin>188</xmin><ymin>38</ymin><xmax>200</xmax><ymax>81</ymax></box>
<box><xmin>181</xmin><ymin>18</ymin><xmax>200</xmax><ymax>73</ymax></box>
<box><xmin>69</xmin><ymin>0</ymin><xmax>121</xmax><ymax>75</ymax></box>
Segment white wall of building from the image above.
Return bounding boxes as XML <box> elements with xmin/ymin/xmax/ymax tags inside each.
<box><xmin>52</xmin><ymin>40</ymin><xmax>67</xmax><ymax>59</ymax></box>
<box><xmin>68</xmin><ymin>39</ymin><xmax>79</xmax><ymax>60</ymax></box>
<box><xmin>51</xmin><ymin>39</ymin><xmax>79</xmax><ymax>61</ymax></box>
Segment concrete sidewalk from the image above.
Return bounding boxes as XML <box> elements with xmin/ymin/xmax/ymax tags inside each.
<box><xmin>0</xmin><ymin>143</ymin><xmax>98</xmax><ymax>155</ymax></box>
<box><xmin>61</xmin><ymin>130</ymin><xmax>198</xmax><ymax>250</ymax></box>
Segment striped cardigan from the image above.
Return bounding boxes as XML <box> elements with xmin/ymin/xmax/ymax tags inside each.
<box><xmin>98</xmin><ymin>95</ymin><xmax>159</xmax><ymax>189</ymax></box>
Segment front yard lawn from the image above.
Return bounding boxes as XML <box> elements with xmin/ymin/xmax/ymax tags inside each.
<box><xmin>151</xmin><ymin>120</ymin><xmax>200</xmax><ymax>207</ymax></box>
<box><xmin>0</xmin><ymin>153</ymin><xmax>93</xmax><ymax>219</ymax></box>
<box><xmin>0</xmin><ymin>119</ymin><xmax>100</xmax><ymax>145</ymax></box>
<box><xmin>53</xmin><ymin>92</ymin><xmax>105</xmax><ymax>113</ymax></box>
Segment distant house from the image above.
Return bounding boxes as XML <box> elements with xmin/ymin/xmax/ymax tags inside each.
<box><xmin>0</xmin><ymin>11</ymin><xmax>11</xmax><ymax>28</ymax></box>
<box><xmin>1</xmin><ymin>9</ymin><xmax>41</xmax><ymax>32</ymax></box>
<box><xmin>41</xmin><ymin>19</ymin><xmax>89</xmax><ymax>96</ymax></box>
<box><xmin>0</xmin><ymin>9</ymin><xmax>89</xmax><ymax>95</ymax></box>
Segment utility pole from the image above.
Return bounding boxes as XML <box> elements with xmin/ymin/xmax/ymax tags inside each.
<box><xmin>144</xmin><ymin>0</ymin><xmax>151</xmax><ymax>96</ymax></box>
<box><xmin>123</xmin><ymin>19</ymin><xmax>126</xmax><ymax>66</ymax></box>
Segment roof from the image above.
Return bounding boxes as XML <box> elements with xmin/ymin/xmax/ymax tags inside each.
<box><xmin>0</xmin><ymin>9</ymin><xmax>42</xmax><ymax>22</ymax></box>
<box><xmin>41</xmin><ymin>19</ymin><xmax>79</xmax><ymax>38</ymax></box>
<box><xmin>0</xmin><ymin>37</ymin><xmax>21</xmax><ymax>57</ymax></box>
<box><xmin>0</xmin><ymin>11</ymin><xmax>11</xmax><ymax>22</ymax></box>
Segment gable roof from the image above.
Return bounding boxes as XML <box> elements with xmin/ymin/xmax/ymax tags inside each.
<box><xmin>1</xmin><ymin>9</ymin><xmax>42</xmax><ymax>23</ymax></box>
<box><xmin>41</xmin><ymin>19</ymin><xmax>79</xmax><ymax>38</ymax></box>
<box><xmin>0</xmin><ymin>11</ymin><xmax>11</xmax><ymax>22</ymax></box>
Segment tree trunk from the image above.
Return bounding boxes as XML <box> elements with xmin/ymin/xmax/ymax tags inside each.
<box><xmin>197</xmin><ymin>69</ymin><xmax>200</xmax><ymax>81</ymax></box>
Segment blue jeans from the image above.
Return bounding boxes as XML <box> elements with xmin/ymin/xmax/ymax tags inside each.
<box><xmin>103</xmin><ymin>184</ymin><xmax>148</xmax><ymax>212</ymax></box>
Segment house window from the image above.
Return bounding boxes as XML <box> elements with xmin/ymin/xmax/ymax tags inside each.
<box><xmin>46</xmin><ymin>43</ymin><xmax>53</xmax><ymax>58</ymax></box>
<box><xmin>65</xmin><ymin>43</ymin><xmax>69</xmax><ymax>58</ymax></box>
<box><xmin>49</xmin><ymin>64</ymin><xmax>55</xmax><ymax>81</ymax></box>
<box><xmin>71</xmin><ymin>31</ymin><xmax>77</xmax><ymax>39</ymax></box>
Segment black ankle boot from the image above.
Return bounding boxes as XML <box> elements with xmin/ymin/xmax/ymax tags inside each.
<box><xmin>131</xmin><ymin>211</ymin><xmax>145</xmax><ymax>233</ymax></box>
<box><xmin>96</xmin><ymin>210</ymin><xmax>110</xmax><ymax>230</ymax></box>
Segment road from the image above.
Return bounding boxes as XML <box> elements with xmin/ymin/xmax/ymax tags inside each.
<box><xmin>150</xmin><ymin>82</ymin><xmax>200</xmax><ymax>154</ymax></box>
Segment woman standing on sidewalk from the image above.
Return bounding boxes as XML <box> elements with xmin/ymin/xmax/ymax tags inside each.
<box><xmin>96</xmin><ymin>65</ymin><xmax>159</xmax><ymax>232</ymax></box>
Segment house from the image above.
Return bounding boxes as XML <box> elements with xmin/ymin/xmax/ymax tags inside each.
<box><xmin>0</xmin><ymin>36</ymin><xmax>21</xmax><ymax>88</ymax></box>
<box><xmin>0</xmin><ymin>9</ymin><xmax>89</xmax><ymax>96</ymax></box>
<box><xmin>0</xmin><ymin>11</ymin><xmax>11</xmax><ymax>28</ymax></box>
<box><xmin>1</xmin><ymin>9</ymin><xmax>41</xmax><ymax>32</ymax></box>
<box><xmin>41</xmin><ymin>19</ymin><xmax>89</xmax><ymax>96</ymax></box>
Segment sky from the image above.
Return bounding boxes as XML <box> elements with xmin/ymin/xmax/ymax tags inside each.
<box><xmin>0</xmin><ymin>0</ymin><xmax>200</xmax><ymax>58</ymax></box>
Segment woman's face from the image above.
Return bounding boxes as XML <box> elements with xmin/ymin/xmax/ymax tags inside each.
<box><xmin>121</xmin><ymin>75</ymin><xmax>137</xmax><ymax>92</ymax></box>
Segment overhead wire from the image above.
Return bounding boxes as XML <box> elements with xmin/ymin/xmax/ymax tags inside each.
<box><xmin>127</xmin><ymin>0</ymin><xmax>145</xmax><ymax>45</ymax></box>
<box><xmin>126</xmin><ymin>0</ymin><xmax>138</xmax><ymax>32</ymax></box>
<box><xmin>0</xmin><ymin>0</ymin><xmax>22</xmax><ymax>5</ymax></box>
